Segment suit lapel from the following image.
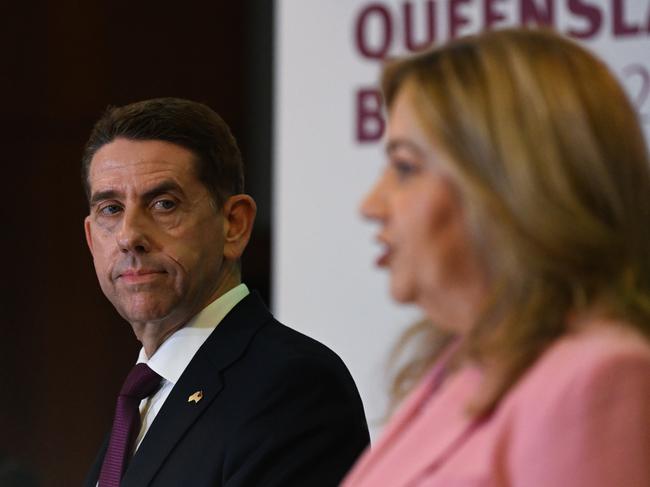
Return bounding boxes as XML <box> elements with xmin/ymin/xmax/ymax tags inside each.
<box><xmin>83</xmin><ymin>436</ymin><xmax>108</xmax><ymax>487</ymax></box>
<box><xmin>120</xmin><ymin>292</ymin><xmax>273</xmax><ymax>486</ymax></box>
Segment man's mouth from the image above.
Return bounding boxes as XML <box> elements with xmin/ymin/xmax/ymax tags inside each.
<box><xmin>118</xmin><ymin>269</ymin><xmax>166</xmax><ymax>284</ymax></box>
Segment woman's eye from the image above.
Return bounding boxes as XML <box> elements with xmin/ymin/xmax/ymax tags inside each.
<box><xmin>393</xmin><ymin>160</ymin><xmax>418</xmax><ymax>179</ymax></box>
<box><xmin>153</xmin><ymin>199</ymin><xmax>176</xmax><ymax>211</ymax></box>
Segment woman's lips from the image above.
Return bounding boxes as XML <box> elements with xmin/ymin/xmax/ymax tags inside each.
<box><xmin>375</xmin><ymin>240</ymin><xmax>392</xmax><ymax>267</ymax></box>
<box><xmin>377</xmin><ymin>252</ymin><xmax>390</xmax><ymax>267</ymax></box>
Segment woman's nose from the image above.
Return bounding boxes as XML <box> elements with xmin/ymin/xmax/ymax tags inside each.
<box><xmin>360</xmin><ymin>174</ymin><xmax>388</xmax><ymax>222</ymax></box>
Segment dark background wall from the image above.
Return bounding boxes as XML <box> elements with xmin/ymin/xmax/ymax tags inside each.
<box><xmin>0</xmin><ymin>1</ymin><xmax>272</xmax><ymax>484</ymax></box>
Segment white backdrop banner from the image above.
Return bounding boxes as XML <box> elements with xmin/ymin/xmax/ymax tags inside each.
<box><xmin>273</xmin><ymin>0</ymin><xmax>650</xmax><ymax>437</ymax></box>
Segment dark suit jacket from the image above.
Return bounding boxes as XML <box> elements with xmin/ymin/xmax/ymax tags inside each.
<box><xmin>85</xmin><ymin>292</ymin><xmax>370</xmax><ymax>486</ymax></box>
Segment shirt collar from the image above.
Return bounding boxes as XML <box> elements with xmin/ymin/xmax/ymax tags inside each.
<box><xmin>136</xmin><ymin>283</ymin><xmax>250</xmax><ymax>384</ymax></box>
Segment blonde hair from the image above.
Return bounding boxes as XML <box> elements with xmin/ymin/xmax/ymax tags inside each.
<box><xmin>383</xmin><ymin>28</ymin><xmax>650</xmax><ymax>415</ymax></box>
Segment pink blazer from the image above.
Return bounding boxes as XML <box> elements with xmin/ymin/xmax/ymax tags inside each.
<box><xmin>342</xmin><ymin>322</ymin><xmax>650</xmax><ymax>486</ymax></box>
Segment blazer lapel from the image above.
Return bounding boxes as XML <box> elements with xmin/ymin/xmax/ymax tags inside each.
<box><xmin>347</xmin><ymin>347</ymin><xmax>483</xmax><ymax>487</ymax></box>
<box><xmin>120</xmin><ymin>292</ymin><xmax>273</xmax><ymax>486</ymax></box>
<box><xmin>399</xmin><ymin>367</ymin><xmax>483</xmax><ymax>486</ymax></box>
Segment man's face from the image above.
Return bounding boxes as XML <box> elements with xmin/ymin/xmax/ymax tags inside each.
<box><xmin>84</xmin><ymin>138</ymin><xmax>228</xmax><ymax>332</ymax></box>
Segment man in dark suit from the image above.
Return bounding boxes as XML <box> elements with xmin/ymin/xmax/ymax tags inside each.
<box><xmin>81</xmin><ymin>98</ymin><xmax>369</xmax><ymax>486</ymax></box>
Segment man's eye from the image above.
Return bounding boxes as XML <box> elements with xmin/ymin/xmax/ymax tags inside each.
<box><xmin>99</xmin><ymin>204</ymin><xmax>122</xmax><ymax>216</ymax></box>
<box><xmin>153</xmin><ymin>199</ymin><xmax>176</xmax><ymax>211</ymax></box>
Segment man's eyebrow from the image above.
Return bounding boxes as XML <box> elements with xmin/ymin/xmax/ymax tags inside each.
<box><xmin>141</xmin><ymin>181</ymin><xmax>185</xmax><ymax>201</ymax></box>
<box><xmin>89</xmin><ymin>181</ymin><xmax>185</xmax><ymax>207</ymax></box>
<box><xmin>89</xmin><ymin>190</ymin><xmax>120</xmax><ymax>206</ymax></box>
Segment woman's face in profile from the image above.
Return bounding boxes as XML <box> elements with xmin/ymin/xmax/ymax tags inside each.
<box><xmin>360</xmin><ymin>85</ymin><xmax>487</xmax><ymax>331</ymax></box>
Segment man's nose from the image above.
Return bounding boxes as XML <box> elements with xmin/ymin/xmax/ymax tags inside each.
<box><xmin>116</xmin><ymin>208</ymin><xmax>152</xmax><ymax>253</ymax></box>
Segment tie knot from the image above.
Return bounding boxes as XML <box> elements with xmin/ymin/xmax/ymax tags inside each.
<box><xmin>119</xmin><ymin>363</ymin><xmax>162</xmax><ymax>400</ymax></box>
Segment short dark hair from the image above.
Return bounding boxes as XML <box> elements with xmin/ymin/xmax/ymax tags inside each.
<box><xmin>81</xmin><ymin>97</ymin><xmax>244</xmax><ymax>206</ymax></box>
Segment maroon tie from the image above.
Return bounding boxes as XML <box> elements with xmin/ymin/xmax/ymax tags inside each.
<box><xmin>98</xmin><ymin>363</ymin><xmax>162</xmax><ymax>487</ymax></box>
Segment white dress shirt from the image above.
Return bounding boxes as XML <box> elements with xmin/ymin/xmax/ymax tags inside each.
<box><xmin>133</xmin><ymin>283</ymin><xmax>249</xmax><ymax>451</ymax></box>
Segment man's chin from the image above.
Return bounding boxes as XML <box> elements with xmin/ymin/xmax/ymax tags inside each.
<box><xmin>115</xmin><ymin>302</ymin><xmax>176</xmax><ymax>326</ymax></box>
<box><xmin>110</xmin><ymin>286</ymin><xmax>174</xmax><ymax>314</ymax></box>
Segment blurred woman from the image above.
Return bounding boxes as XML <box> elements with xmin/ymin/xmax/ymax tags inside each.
<box><xmin>343</xmin><ymin>28</ymin><xmax>650</xmax><ymax>487</ymax></box>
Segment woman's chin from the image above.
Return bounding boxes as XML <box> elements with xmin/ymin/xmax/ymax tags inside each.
<box><xmin>389</xmin><ymin>281</ymin><xmax>416</xmax><ymax>304</ymax></box>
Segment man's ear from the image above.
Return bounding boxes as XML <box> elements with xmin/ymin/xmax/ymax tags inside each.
<box><xmin>222</xmin><ymin>194</ymin><xmax>257</xmax><ymax>261</ymax></box>
<box><xmin>84</xmin><ymin>216</ymin><xmax>95</xmax><ymax>256</ymax></box>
